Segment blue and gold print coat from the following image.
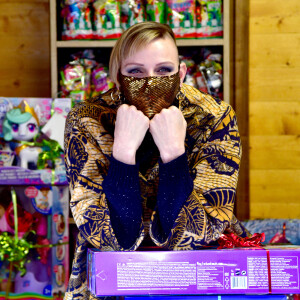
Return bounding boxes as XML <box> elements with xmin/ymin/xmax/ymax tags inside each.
<box><xmin>63</xmin><ymin>84</ymin><xmax>249</xmax><ymax>299</ymax></box>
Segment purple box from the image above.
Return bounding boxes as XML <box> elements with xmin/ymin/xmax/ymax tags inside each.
<box><xmin>0</xmin><ymin>166</ymin><xmax>68</xmax><ymax>185</ymax></box>
<box><xmin>87</xmin><ymin>246</ymin><xmax>300</xmax><ymax>296</ymax></box>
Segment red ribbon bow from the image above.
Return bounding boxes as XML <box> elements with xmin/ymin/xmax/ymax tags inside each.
<box><xmin>217</xmin><ymin>232</ymin><xmax>265</xmax><ymax>249</ymax></box>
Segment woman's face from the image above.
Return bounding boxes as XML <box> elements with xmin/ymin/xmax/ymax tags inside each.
<box><xmin>120</xmin><ymin>37</ymin><xmax>186</xmax><ymax>83</ymax></box>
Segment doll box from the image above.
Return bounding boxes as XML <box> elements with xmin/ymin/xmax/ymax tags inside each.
<box><xmin>0</xmin><ymin>185</ymin><xmax>69</xmax><ymax>298</ymax></box>
<box><xmin>0</xmin><ymin>166</ymin><xmax>68</xmax><ymax>185</ymax></box>
<box><xmin>87</xmin><ymin>246</ymin><xmax>300</xmax><ymax>296</ymax></box>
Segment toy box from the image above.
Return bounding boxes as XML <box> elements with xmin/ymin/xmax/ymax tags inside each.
<box><xmin>0</xmin><ymin>185</ymin><xmax>69</xmax><ymax>298</ymax></box>
<box><xmin>243</xmin><ymin>219</ymin><xmax>300</xmax><ymax>246</ymax></box>
<box><xmin>87</xmin><ymin>246</ymin><xmax>300</xmax><ymax>297</ymax></box>
<box><xmin>0</xmin><ymin>97</ymin><xmax>71</xmax><ymax>185</ymax></box>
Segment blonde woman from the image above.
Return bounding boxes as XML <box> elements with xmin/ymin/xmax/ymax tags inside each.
<box><xmin>64</xmin><ymin>21</ymin><xmax>249</xmax><ymax>299</ymax></box>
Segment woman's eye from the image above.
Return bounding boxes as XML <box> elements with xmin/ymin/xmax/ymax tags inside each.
<box><xmin>127</xmin><ymin>69</ymin><xmax>142</xmax><ymax>75</ymax></box>
<box><xmin>157</xmin><ymin>67</ymin><xmax>173</xmax><ymax>74</ymax></box>
<box><xmin>27</xmin><ymin>123</ymin><xmax>37</xmax><ymax>132</ymax></box>
<box><xmin>12</xmin><ymin>123</ymin><xmax>19</xmax><ymax>132</ymax></box>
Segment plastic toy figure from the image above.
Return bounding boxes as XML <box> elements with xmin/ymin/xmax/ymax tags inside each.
<box><xmin>2</xmin><ymin>101</ymin><xmax>42</xmax><ymax>169</ymax></box>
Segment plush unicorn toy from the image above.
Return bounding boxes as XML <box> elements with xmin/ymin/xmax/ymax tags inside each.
<box><xmin>3</xmin><ymin>101</ymin><xmax>42</xmax><ymax>169</ymax></box>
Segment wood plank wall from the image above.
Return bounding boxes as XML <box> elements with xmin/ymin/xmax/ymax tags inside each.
<box><xmin>249</xmin><ymin>0</ymin><xmax>300</xmax><ymax>218</ymax></box>
<box><xmin>0</xmin><ymin>0</ymin><xmax>50</xmax><ymax>97</ymax></box>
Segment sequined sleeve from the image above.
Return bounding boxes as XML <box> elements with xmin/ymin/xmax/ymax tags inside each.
<box><xmin>150</xmin><ymin>84</ymin><xmax>248</xmax><ymax>249</ymax></box>
<box><xmin>64</xmin><ymin>101</ymin><xmax>144</xmax><ymax>252</ymax></box>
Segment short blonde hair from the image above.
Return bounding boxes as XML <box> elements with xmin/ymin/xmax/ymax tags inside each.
<box><xmin>109</xmin><ymin>21</ymin><xmax>178</xmax><ymax>85</ymax></box>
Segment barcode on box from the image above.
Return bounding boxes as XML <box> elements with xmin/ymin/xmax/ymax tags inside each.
<box><xmin>231</xmin><ymin>276</ymin><xmax>247</xmax><ymax>289</ymax></box>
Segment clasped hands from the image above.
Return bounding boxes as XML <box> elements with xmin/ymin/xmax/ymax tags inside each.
<box><xmin>113</xmin><ymin>104</ymin><xmax>187</xmax><ymax>165</ymax></box>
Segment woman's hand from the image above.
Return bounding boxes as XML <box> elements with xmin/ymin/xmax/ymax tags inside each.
<box><xmin>149</xmin><ymin>106</ymin><xmax>187</xmax><ymax>163</ymax></box>
<box><xmin>113</xmin><ymin>104</ymin><xmax>149</xmax><ymax>164</ymax></box>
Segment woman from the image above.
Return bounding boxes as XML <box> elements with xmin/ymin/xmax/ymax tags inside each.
<box><xmin>64</xmin><ymin>21</ymin><xmax>249</xmax><ymax>299</ymax></box>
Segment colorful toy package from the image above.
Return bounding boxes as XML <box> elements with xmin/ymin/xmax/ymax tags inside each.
<box><xmin>196</xmin><ymin>0</ymin><xmax>223</xmax><ymax>38</ymax></box>
<box><xmin>60</xmin><ymin>50</ymin><xmax>115</xmax><ymax>101</ymax></box>
<box><xmin>61</xmin><ymin>0</ymin><xmax>93</xmax><ymax>40</ymax></box>
<box><xmin>0</xmin><ymin>185</ymin><xmax>69</xmax><ymax>298</ymax></box>
<box><xmin>93</xmin><ymin>0</ymin><xmax>122</xmax><ymax>39</ymax></box>
<box><xmin>146</xmin><ymin>0</ymin><xmax>166</xmax><ymax>23</ymax></box>
<box><xmin>0</xmin><ymin>97</ymin><xmax>71</xmax><ymax>185</ymax></box>
<box><xmin>120</xmin><ymin>0</ymin><xmax>145</xmax><ymax>31</ymax></box>
<box><xmin>242</xmin><ymin>219</ymin><xmax>300</xmax><ymax>246</ymax></box>
<box><xmin>166</xmin><ymin>0</ymin><xmax>196</xmax><ymax>38</ymax></box>
<box><xmin>181</xmin><ymin>49</ymin><xmax>223</xmax><ymax>99</ymax></box>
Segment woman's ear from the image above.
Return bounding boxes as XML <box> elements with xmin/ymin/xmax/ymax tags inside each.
<box><xmin>179</xmin><ymin>62</ymin><xmax>187</xmax><ymax>86</ymax></box>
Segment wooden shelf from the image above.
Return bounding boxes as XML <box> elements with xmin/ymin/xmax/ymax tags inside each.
<box><xmin>56</xmin><ymin>38</ymin><xmax>224</xmax><ymax>49</ymax></box>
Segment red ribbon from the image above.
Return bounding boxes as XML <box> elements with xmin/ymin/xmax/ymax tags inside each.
<box><xmin>217</xmin><ymin>232</ymin><xmax>265</xmax><ymax>249</ymax></box>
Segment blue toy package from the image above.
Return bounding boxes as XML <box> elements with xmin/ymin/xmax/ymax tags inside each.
<box><xmin>0</xmin><ymin>185</ymin><xmax>69</xmax><ymax>298</ymax></box>
<box><xmin>242</xmin><ymin>219</ymin><xmax>300</xmax><ymax>245</ymax></box>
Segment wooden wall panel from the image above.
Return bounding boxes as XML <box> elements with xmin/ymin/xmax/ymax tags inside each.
<box><xmin>249</xmin><ymin>0</ymin><xmax>300</xmax><ymax>219</ymax></box>
<box><xmin>0</xmin><ymin>0</ymin><xmax>50</xmax><ymax>97</ymax></box>
<box><xmin>233</xmin><ymin>0</ymin><xmax>250</xmax><ymax>220</ymax></box>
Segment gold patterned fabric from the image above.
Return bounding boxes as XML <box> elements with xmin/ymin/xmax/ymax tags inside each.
<box><xmin>63</xmin><ymin>84</ymin><xmax>249</xmax><ymax>299</ymax></box>
<box><xmin>119</xmin><ymin>72</ymin><xmax>181</xmax><ymax>118</ymax></box>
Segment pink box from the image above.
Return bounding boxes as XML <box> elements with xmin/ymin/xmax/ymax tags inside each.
<box><xmin>87</xmin><ymin>246</ymin><xmax>300</xmax><ymax>296</ymax></box>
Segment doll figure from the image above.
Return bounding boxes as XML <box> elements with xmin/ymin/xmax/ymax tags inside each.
<box><xmin>2</xmin><ymin>101</ymin><xmax>42</xmax><ymax>169</ymax></box>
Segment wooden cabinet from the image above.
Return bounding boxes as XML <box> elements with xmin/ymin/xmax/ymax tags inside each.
<box><xmin>50</xmin><ymin>0</ymin><xmax>233</xmax><ymax>104</ymax></box>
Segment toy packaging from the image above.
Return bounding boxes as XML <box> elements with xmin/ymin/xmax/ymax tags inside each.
<box><xmin>0</xmin><ymin>185</ymin><xmax>69</xmax><ymax>298</ymax></box>
<box><xmin>120</xmin><ymin>0</ymin><xmax>145</xmax><ymax>31</ymax></box>
<box><xmin>87</xmin><ymin>246</ymin><xmax>300</xmax><ymax>296</ymax></box>
<box><xmin>166</xmin><ymin>0</ymin><xmax>196</xmax><ymax>38</ymax></box>
<box><xmin>0</xmin><ymin>97</ymin><xmax>71</xmax><ymax>185</ymax></box>
<box><xmin>242</xmin><ymin>219</ymin><xmax>300</xmax><ymax>246</ymax></box>
<box><xmin>93</xmin><ymin>0</ymin><xmax>122</xmax><ymax>39</ymax></box>
<box><xmin>145</xmin><ymin>0</ymin><xmax>165</xmax><ymax>23</ymax></box>
<box><xmin>196</xmin><ymin>0</ymin><xmax>223</xmax><ymax>38</ymax></box>
<box><xmin>60</xmin><ymin>50</ymin><xmax>115</xmax><ymax>101</ymax></box>
<box><xmin>61</xmin><ymin>0</ymin><xmax>94</xmax><ymax>40</ymax></box>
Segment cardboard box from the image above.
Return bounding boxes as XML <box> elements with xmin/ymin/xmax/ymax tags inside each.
<box><xmin>87</xmin><ymin>246</ymin><xmax>300</xmax><ymax>296</ymax></box>
<box><xmin>0</xmin><ymin>185</ymin><xmax>69</xmax><ymax>298</ymax></box>
<box><xmin>0</xmin><ymin>166</ymin><xmax>68</xmax><ymax>185</ymax></box>
<box><xmin>242</xmin><ymin>219</ymin><xmax>300</xmax><ymax>245</ymax></box>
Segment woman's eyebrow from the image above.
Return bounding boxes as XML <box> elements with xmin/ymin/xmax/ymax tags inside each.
<box><xmin>123</xmin><ymin>62</ymin><xmax>144</xmax><ymax>68</ymax></box>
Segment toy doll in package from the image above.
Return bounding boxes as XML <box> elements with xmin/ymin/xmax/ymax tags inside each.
<box><xmin>93</xmin><ymin>0</ymin><xmax>122</xmax><ymax>39</ymax></box>
<box><xmin>166</xmin><ymin>0</ymin><xmax>196</xmax><ymax>38</ymax></box>
<box><xmin>0</xmin><ymin>186</ymin><xmax>69</xmax><ymax>296</ymax></box>
<box><xmin>146</xmin><ymin>0</ymin><xmax>165</xmax><ymax>23</ymax></box>
<box><xmin>61</xmin><ymin>0</ymin><xmax>93</xmax><ymax>40</ymax></box>
<box><xmin>0</xmin><ymin>98</ymin><xmax>64</xmax><ymax>171</ymax></box>
<box><xmin>196</xmin><ymin>0</ymin><xmax>223</xmax><ymax>38</ymax></box>
<box><xmin>120</xmin><ymin>0</ymin><xmax>145</xmax><ymax>31</ymax></box>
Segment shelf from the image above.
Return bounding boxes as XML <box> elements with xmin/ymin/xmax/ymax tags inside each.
<box><xmin>56</xmin><ymin>38</ymin><xmax>224</xmax><ymax>48</ymax></box>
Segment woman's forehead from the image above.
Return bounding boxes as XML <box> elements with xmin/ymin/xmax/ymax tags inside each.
<box><xmin>122</xmin><ymin>37</ymin><xmax>178</xmax><ymax>63</ymax></box>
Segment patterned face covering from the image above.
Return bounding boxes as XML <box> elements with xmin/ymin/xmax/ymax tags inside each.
<box><xmin>119</xmin><ymin>72</ymin><xmax>181</xmax><ymax>119</ymax></box>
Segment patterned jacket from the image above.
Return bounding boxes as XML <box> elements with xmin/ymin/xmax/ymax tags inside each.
<box><xmin>63</xmin><ymin>84</ymin><xmax>249</xmax><ymax>299</ymax></box>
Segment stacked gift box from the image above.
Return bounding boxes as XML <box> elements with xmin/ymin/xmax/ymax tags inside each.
<box><xmin>0</xmin><ymin>97</ymin><xmax>71</xmax><ymax>298</ymax></box>
<box><xmin>87</xmin><ymin>247</ymin><xmax>300</xmax><ymax>297</ymax></box>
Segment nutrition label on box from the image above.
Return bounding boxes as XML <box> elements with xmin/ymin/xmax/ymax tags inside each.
<box><xmin>270</xmin><ymin>256</ymin><xmax>299</xmax><ymax>289</ymax></box>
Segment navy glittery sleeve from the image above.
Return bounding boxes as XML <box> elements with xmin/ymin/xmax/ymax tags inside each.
<box><xmin>156</xmin><ymin>152</ymin><xmax>194</xmax><ymax>239</ymax></box>
<box><xmin>102</xmin><ymin>156</ymin><xmax>143</xmax><ymax>249</ymax></box>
